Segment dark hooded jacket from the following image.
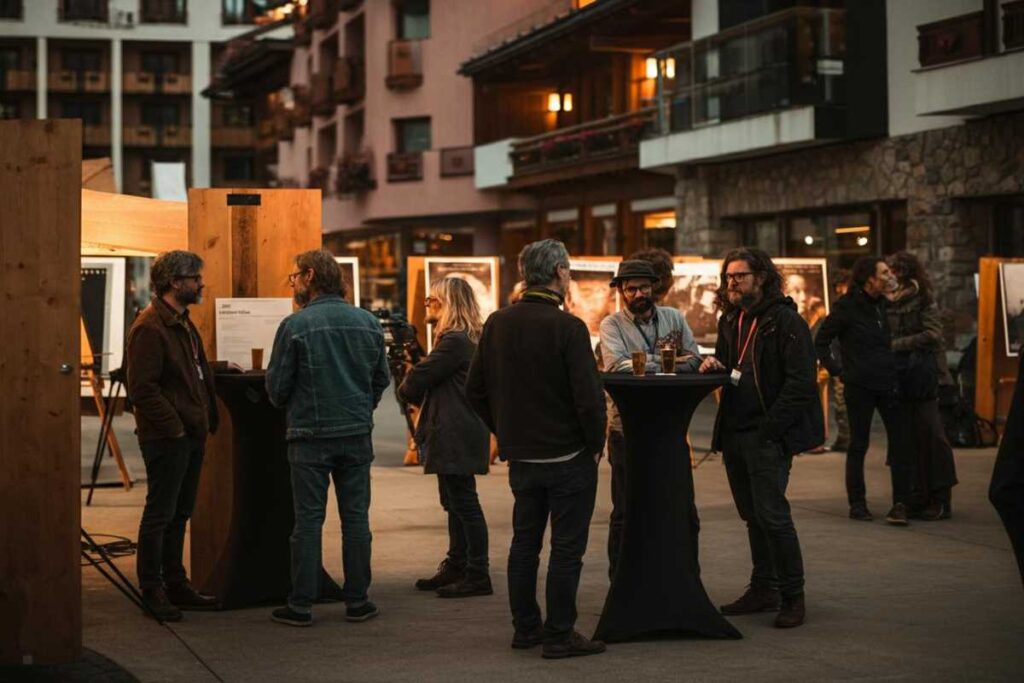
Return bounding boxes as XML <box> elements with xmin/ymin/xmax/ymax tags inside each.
<box><xmin>711</xmin><ymin>295</ymin><xmax>824</xmax><ymax>457</ymax></box>
<box><xmin>814</xmin><ymin>285</ymin><xmax>895</xmax><ymax>392</ymax></box>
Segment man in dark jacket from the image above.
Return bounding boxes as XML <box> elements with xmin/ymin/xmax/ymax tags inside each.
<box><xmin>700</xmin><ymin>247</ymin><xmax>822</xmax><ymax>629</ymax></box>
<box><xmin>466</xmin><ymin>239</ymin><xmax>607</xmax><ymax>659</ymax></box>
<box><xmin>814</xmin><ymin>256</ymin><xmax>910</xmax><ymax>525</ymax></box>
<box><xmin>990</xmin><ymin>353</ymin><xmax>1024</xmax><ymax>587</ymax></box>
<box><xmin>126</xmin><ymin>250</ymin><xmax>219</xmax><ymax>621</ymax></box>
<box><xmin>266</xmin><ymin>250</ymin><xmax>389</xmax><ymax>627</ymax></box>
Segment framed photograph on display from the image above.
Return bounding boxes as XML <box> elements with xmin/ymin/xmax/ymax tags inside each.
<box><xmin>424</xmin><ymin>257</ymin><xmax>499</xmax><ymax>351</ymax></box>
<box><xmin>664</xmin><ymin>260</ymin><xmax>722</xmax><ymax>354</ymax></box>
<box><xmin>775</xmin><ymin>258</ymin><xmax>830</xmax><ymax>331</ymax></box>
<box><xmin>567</xmin><ymin>259</ymin><xmax>621</xmax><ymax>348</ymax></box>
<box><xmin>334</xmin><ymin>256</ymin><xmax>361</xmax><ymax>307</ymax></box>
<box><xmin>81</xmin><ymin>257</ymin><xmax>127</xmax><ymax>394</ymax></box>
<box><xmin>1000</xmin><ymin>262</ymin><xmax>1024</xmax><ymax>357</ymax></box>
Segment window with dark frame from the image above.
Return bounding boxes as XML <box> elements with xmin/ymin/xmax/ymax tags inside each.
<box><xmin>0</xmin><ymin>48</ymin><xmax>19</xmax><ymax>70</ymax></box>
<box><xmin>142</xmin><ymin>102</ymin><xmax>180</xmax><ymax>127</ymax></box>
<box><xmin>0</xmin><ymin>1</ymin><xmax>22</xmax><ymax>21</ymax></box>
<box><xmin>222</xmin><ymin>104</ymin><xmax>253</xmax><ymax>127</ymax></box>
<box><xmin>222</xmin><ymin>0</ymin><xmax>259</xmax><ymax>25</ymax></box>
<box><xmin>141</xmin><ymin>0</ymin><xmax>187</xmax><ymax>24</ymax></box>
<box><xmin>60</xmin><ymin>0</ymin><xmax>108</xmax><ymax>22</ymax></box>
<box><xmin>141</xmin><ymin>51</ymin><xmax>181</xmax><ymax>75</ymax></box>
<box><xmin>62</xmin><ymin>99</ymin><xmax>102</xmax><ymax>125</ymax></box>
<box><xmin>62</xmin><ymin>48</ymin><xmax>101</xmax><ymax>72</ymax></box>
<box><xmin>0</xmin><ymin>100</ymin><xmax>20</xmax><ymax>119</ymax></box>
<box><xmin>394</xmin><ymin>117</ymin><xmax>431</xmax><ymax>153</ymax></box>
<box><xmin>397</xmin><ymin>0</ymin><xmax>430</xmax><ymax>39</ymax></box>
<box><xmin>224</xmin><ymin>155</ymin><xmax>255</xmax><ymax>181</ymax></box>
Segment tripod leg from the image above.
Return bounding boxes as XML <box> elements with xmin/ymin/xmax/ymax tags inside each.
<box><xmin>81</xmin><ymin>529</ymin><xmax>148</xmax><ymax>604</ymax></box>
<box><xmin>85</xmin><ymin>379</ymin><xmax>118</xmax><ymax>506</ymax></box>
<box><xmin>80</xmin><ymin>549</ymin><xmax>148</xmax><ymax>612</ymax></box>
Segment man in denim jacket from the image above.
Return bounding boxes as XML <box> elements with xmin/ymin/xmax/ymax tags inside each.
<box><xmin>266</xmin><ymin>249</ymin><xmax>389</xmax><ymax>627</ymax></box>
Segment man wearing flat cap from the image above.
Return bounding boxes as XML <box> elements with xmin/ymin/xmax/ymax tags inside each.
<box><xmin>598</xmin><ymin>259</ymin><xmax>702</xmax><ymax>579</ymax></box>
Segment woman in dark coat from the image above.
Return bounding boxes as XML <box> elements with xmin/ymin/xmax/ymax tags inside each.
<box><xmin>886</xmin><ymin>251</ymin><xmax>958</xmax><ymax>520</ymax></box>
<box><xmin>398</xmin><ymin>277</ymin><xmax>492</xmax><ymax>598</ymax></box>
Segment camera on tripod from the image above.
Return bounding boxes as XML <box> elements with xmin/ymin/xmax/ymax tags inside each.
<box><xmin>373</xmin><ymin>309</ymin><xmax>425</xmax><ymax>447</ymax></box>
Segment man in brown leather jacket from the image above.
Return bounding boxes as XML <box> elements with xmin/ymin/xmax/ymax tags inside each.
<box><xmin>126</xmin><ymin>250</ymin><xmax>219</xmax><ymax>621</ymax></box>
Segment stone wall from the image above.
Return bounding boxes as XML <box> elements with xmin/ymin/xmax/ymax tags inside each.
<box><xmin>674</xmin><ymin>111</ymin><xmax>1024</xmax><ymax>338</ymax></box>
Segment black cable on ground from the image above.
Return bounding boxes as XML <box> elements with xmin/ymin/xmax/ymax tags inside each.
<box><xmin>80</xmin><ymin>533</ymin><xmax>136</xmax><ymax>564</ymax></box>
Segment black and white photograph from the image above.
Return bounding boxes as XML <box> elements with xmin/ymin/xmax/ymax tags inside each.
<box><xmin>81</xmin><ymin>256</ymin><xmax>126</xmax><ymax>380</ymax></box>
<box><xmin>776</xmin><ymin>258</ymin><xmax>830</xmax><ymax>330</ymax></box>
<box><xmin>567</xmin><ymin>259</ymin><xmax>621</xmax><ymax>347</ymax></box>
<box><xmin>664</xmin><ymin>260</ymin><xmax>721</xmax><ymax>352</ymax></box>
<box><xmin>1000</xmin><ymin>261</ymin><xmax>1024</xmax><ymax>357</ymax></box>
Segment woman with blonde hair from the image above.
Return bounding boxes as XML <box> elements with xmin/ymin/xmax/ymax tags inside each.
<box><xmin>398</xmin><ymin>277</ymin><xmax>492</xmax><ymax>597</ymax></box>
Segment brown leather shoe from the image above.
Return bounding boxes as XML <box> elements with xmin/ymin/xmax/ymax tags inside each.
<box><xmin>719</xmin><ymin>585</ymin><xmax>780</xmax><ymax>615</ymax></box>
<box><xmin>774</xmin><ymin>595</ymin><xmax>805</xmax><ymax>628</ymax></box>
<box><xmin>141</xmin><ymin>587</ymin><xmax>183</xmax><ymax>622</ymax></box>
<box><xmin>415</xmin><ymin>559</ymin><xmax>465</xmax><ymax>591</ymax></box>
<box><xmin>542</xmin><ymin>630</ymin><xmax>606</xmax><ymax>659</ymax></box>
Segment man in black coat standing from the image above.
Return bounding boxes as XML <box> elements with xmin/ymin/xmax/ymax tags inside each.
<box><xmin>990</xmin><ymin>353</ymin><xmax>1024</xmax><ymax>587</ymax></box>
<box><xmin>466</xmin><ymin>239</ymin><xmax>607</xmax><ymax>659</ymax></box>
<box><xmin>700</xmin><ymin>247</ymin><xmax>822</xmax><ymax>629</ymax></box>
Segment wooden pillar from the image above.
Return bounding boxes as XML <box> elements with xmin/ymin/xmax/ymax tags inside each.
<box><xmin>186</xmin><ymin>189</ymin><xmax>321</xmax><ymax>593</ymax></box>
<box><xmin>0</xmin><ymin>120</ymin><xmax>82</xmax><ymax>665</ymax></box>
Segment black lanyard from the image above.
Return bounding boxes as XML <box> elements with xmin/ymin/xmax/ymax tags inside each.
<box><xmin>633</xmin><ymin>311</ymin><xmax>658</xmax><ymax>354</ymax></box>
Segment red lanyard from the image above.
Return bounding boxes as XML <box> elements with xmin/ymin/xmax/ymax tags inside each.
<box><xmin>736</xmin><ymin>312</ymin><xmax>758</xmax><ymax>366</ymax></box>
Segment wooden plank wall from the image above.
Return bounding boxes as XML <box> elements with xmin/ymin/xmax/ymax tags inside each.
<box><xmin>186</xmin><ymin>189</ymin><xmax>321</xmax><ymax>592</ymax></box>
<box><xmin>0</xmin><ymin>120</ymin><xmax>82</xmax><ymax>664</ymax></box>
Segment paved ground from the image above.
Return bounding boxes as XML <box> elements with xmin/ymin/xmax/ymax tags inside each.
<box><xmin>70</xmin><ymin>389</ymin><xmax>1024</xmax><ymax>682</ymax></box>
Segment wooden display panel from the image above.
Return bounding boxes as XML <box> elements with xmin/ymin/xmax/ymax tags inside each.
<box><xmin>186</xmin><ymin>189</ymin><xmax>321</xmax><ymax>593</ymax></box>
<box><xmin>0</xmin><ymin>120</ymin><xmax>82</xmax><ymax>665</ymax></box>
<box><xmin>976</xmin><ymin>256</ymin><xmax>1024</xmax><ymax>430</ymax></box>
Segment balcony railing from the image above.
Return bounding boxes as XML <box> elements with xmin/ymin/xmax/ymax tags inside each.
<box><xmin>60</xmin><ymin>0</ymin><xmax>108</xmax><ymax>22</ymax></box>
<box><xmin>652</xmin><ymin>6</ymin><xmax>845</xmax><ymax>136</ymax></box>
<box><xmin>440</xmin><ymin>146</ymin><xmax>474</xmax><ymax>177</ymax></box>
<box><xmin>1004</xmin><ymin>1</ymin><xmax>1024</xmax><ymax>50</ymax></box>
<box><xmin>123</xmin><ymin>125</ymin><xmax>191</xmax><ymax>147</ymax></box>
<box><xmin>310</xmin><ymin>71</ymin><xmax>334</xmax><ymax>116</ymax></box>
<box><xmin>159</xmin><ymin>73</ymin><xmax>191</xmax><ymax>94</ymax></box>
<box><xmin>333</xmin><ymin>57</ymin><xmax>364</xmax><ymax>105</ymax></box>
<box><xmin>917</xmin><ymin>11</ymin><xmax>987</xmax><ymax>67</ymax></box>
<box><xmin>124</xmin><ymin>72</ymin><xmax>155</xmax><ymax>94</ymax></box>
<box><xmin>308</xmin><ymin>0</ymin><xmax>340</xmax><ymax>29</ymax></box>
<box><xmin>83</xmin><ymin>125</ymin><xmax>111</xmax><ymax>147</ymax></box>
<box><xmin>336</xmin><ymin>152</ymin><xmax>376</xmax><ymax>194</ymax></box>
<box><xmin>511</xmin><ymin>108</ymin><xmax>654</xmax><ymax>177</ymax></box>
<box><xmin>386</xmin><ymin>40</ymin><xmax>423</xmax><ymax>90</ymax></box>
<box><xmin>212</xmin><ymin>127</ymin><xmax>256</xmax><ymax>148</ymax></box>
<box><xmin>124</xmin><ymin>125</ymin><xmax>157</xmax><ymax>146</ymax></box>
<box><xmin>123</xmin><ymin>72</ymin><xmax>190</xmax><ymax>94</ymax></box>
<box><xmin>141</xmin><ymin>0</ymin><xmax>187</xmax><ymax>24</ymax></box>
<box><xmin>2</xmin><ymin>69</ymin><xmax>35</xmax><ymax>91</ymax></box>
<box><xmin>48</xmin><ymin>70</ymin><xmax>109</xmax><ymax>93</ymax></box>
<box><xmin>387</xmin><ymin>151</ymin><xmax>423</xmax><ymax>182</ymax></box>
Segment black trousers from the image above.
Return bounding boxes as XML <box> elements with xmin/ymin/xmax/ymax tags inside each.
<box><xmin>844</xmin><ymin>383</ymin><xmax>912</xmax><ymax>506</ymax></box>
<box><xmin>507</xmin><ymin>453</ymin><xmax>598</xmax><ymax>643</ymax></box>
<box><xmin>607</xmin><ymin>431</ymin><xmax>627</xmax><ymax>581</ymax></box>
<box><xmin>137</xmin><ymin>436</ymin><xmax>205</xmax><ymax>590</ymax></box>
<box><xmin>722</xmin><ymin>430</ymin><xmax>805</xmax><ymax>599</ymax></box>
<box><xmin>437</xmin><ymin>474</ymin><xmax>489</xmax><ymax>577</ymax></box>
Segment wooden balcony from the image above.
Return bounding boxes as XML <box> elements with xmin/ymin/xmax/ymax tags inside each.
<box><xmin>212</xmin><ymin>127</ymin><xmax>256</xmax><ymax>148</ymax></box>
<box><xmin>386</xmin><ymin>40</ymin><xmax>423</xmax><ymax>90</ymax></box>
<box><xmin>80</xmin><ymin>71</ymin><xmax>109</xmax><ymax>93</ymax></box>
<box><xmin>310</xmin><ymin>71</ymin><xmax>334</xmax><ymax>116</ymax></box>
<box><xmin>333</xmin><ymin>57</ymin><xmax>363</xmax><ymax>105</ymax></box>
<box><xmin>2</xmin><ymin>69</ymin><xmax>35</xmax><ymax>91</ymax></box>
<box><xmin>124</xmin><ymin>72</ymin><xmax>156</xmax><ymax>94</ymax></box>
<box><xmin>336</xmin><ymin>153</ymin><xmax>376</xmax><ymax>194</ymax></box>
<box><xmin>1005</xmin><ymin>1</ymin><xmax>1024</xmax><ymax>51</ymax></box>
<box><xmin>161</xmin><ymin>125</ymin><xmax>191</xmax><ymax>147</ymax></box>
<box><xmin>440</xmin><ymin>147</ymin><xmax>474</xmax><ymax>178</ymax></box>
<box><xmin>308</xmin><ymin>0</ymin><xmax>340</xmax><ymax>29</ymax></box>
<box><xmin>386</xmin><ymin>151</ymin><xmax>423</xmax><ymax>182</ymax></box>
<box><xmin>124</xmin><ymin>125</ymin><xmax>157</xmax><ymax>147</ymax></box>
<box><xmin>917</xmin><ymin>11</ymin><xmax>987</xmax><ymax>67</ymax></box>
<box><xmin>48</xmin><ymin>70</ymin><xmax>78</xmax><ymax>92</ymax></box>
<box><xmin>159</xmin><ymin>73</ymin><xmax>191</xmax><ymax>95</ymax></box>
<box><xmin>510</xmin><ymin>108</ymin><xmax>653</xmax><ymax>187</ymax></box>
<box><xmin>83</xmin><ymin>125</ymin><xmax>111</xmax><ymax>147</ymax></box>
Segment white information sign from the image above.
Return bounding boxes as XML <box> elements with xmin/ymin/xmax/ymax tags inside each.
<box><xmin>215</xmin><ymin>298</ymin><xmax>293</xmax><ymax>370</ymax></box>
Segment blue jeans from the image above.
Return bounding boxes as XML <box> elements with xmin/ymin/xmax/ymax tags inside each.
<box><xmin>287</xmin><ymin>434</ymin><xmax>374</xmax><ymax>613</ymax></box>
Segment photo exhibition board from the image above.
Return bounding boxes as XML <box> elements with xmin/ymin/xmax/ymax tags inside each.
<box><xmin>568</xmin><ymin>258</ymin><xmax>622</xmax><ymax>349</ymax></box>
<box><xmin>1000</xmin><ymin>261</ymin><xmax>1024</xmax><ymax>357</ymax></box>
<box><xmin>423</xmin><ymin>257</ymin><xmax>500</xmax><ymax>352</ymax></box>
<box><xmin>81</xmin><ymin>257</ymin><xmax>127</xmax><ymax>393</ymax></box>
<box><xmin>334</xmin><ymin>256</ymin><xmax>361</xmax><ymax>307</ymax></box>
<box><xmin>664</xmin><ymin>260</ymin><xmax>721</xmax><ymax>354</ymax></box>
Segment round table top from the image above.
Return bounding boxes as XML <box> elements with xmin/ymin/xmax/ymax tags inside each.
<box><xmin>601</xmin><ymin>371</ymin><xmax>730</xmax><ymax>388</ymax></box>
<box><xmin>214</xmin><ymin>369</ymin><xmax>266</xmax><ymax>383</ymax></box>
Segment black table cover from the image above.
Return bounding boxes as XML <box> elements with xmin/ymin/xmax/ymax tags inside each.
<box><xmin>210</xmin><ymin>371</ymin><xmax>343</xmax><ymax>609</ymax></box>
<box><xmin>593</xmin><ymin>372</ymin><xmax>742</xmax><ymax>643</ymax></box>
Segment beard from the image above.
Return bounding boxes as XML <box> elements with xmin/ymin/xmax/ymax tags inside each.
<box><xmin>627</xmin><ymin>296</ymin><xmax>653</xmax><ymax>315</ymax></box>
<box><xmin>178</xmin><ymin>287</ymin><xmax>202</xmax><ymax>306</ymax></box>
<box><xmin>293</xmin><ymin>288</ymin><xmax>311</xmax><ymax>307</ymax></box>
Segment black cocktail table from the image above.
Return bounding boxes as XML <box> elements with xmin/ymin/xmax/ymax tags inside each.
<box><xmin>594</xmin><ymin>372</ymin><xmax>741</xmax><ymax>643</ymax></box>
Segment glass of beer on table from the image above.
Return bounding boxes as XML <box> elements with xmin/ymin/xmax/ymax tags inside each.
<box><xmin>661</xmin><ymin>346</ymin><xmax>676</xmax><ymax>374</ymax></box>
<box><xmin>631</xmin><ymin>351</ymin><xmax>646</xmax><ymax>376</ymax></box>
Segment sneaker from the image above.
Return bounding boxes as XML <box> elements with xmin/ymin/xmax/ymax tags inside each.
<box><xmin>436</xmin><ymin>575</ymin><xmax>493</xmax><ymax>599</ymax></box>
<box><xmin>271</xmin><ymin>606</ymin><xmax>312</xmax><ymax>627</ymax></box>
<box><xmin>415</xmin><ymin>559</ymin><xmax>465</xmax><ymax>591</ymax></box>
<box><xmin>541</xmin><ymin>630</ymin><xmax>606</xmax><ymax>660</ymax></box>
<box><xmin>511</xmin><ymin>626</ymin><xmax>544</xmax><ymax>650</ymax></box>
<box><xmin>165</xmin><ymin>582</ymin><xmax>218</xmax><ymax>611</ymax></box>
<box><xmin>719</xmin><ymin>585</ymin><xmax>780</xmax><ymax>615</ymax></box>
<box><xmin>345</xmin><ymin>601</ymin><xmax>380</xmax><ymax>622</ymax></box>
<box><xmin>886</xmin><ymin>503</ymin><xmax>909</xmax><ymax>526</ymax></box>
<box><xmin>774</xmin><ymin>595</ymin><xmax>806</xmax><ymax>628</ymax></box>
<box><xmin>849</xmin><ymin>503</ymin><xmax>873</xmax><ymax>521</ymax></box>
<box><xmin>141</xmin><ymin>587</ymin><xmax>182</xmax><ymax>622</ymax></box>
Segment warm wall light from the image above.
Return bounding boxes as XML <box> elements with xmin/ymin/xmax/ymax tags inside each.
<box><xmin>665</xmin><ymin>57</ymin><xmax>676</xmax><ymax>79</ymax></box>
<box><xmin>645</xmin><ymin>57</ymin><xmax>658</xmax><ymax>80</ymax></box>
<box><xmin>643</xmin><ymin>211</ymin><xmax>677</xmax><ymax>230</ymax></box>
<box><xmin>562</xmin><ymin>93</ymin><xmax>573</xmax><ymax>112</ymax></box>
<box><xmin>547</xmin><ymin>93</ymin><xmax>561</xmax><ymax>112</ymax></box>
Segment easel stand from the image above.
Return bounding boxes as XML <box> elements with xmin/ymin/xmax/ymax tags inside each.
<box><xmin>80</xmin><ymin>318</ymin><xmax>132</xmax><ymax>498</ymax></box>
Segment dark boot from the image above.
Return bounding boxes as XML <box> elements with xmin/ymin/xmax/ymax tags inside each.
<box><xmin>436</xmin><ymin>574</ymin><xmax>493</xmax><ymax>598</ymax></box>
<box><xmin>920</xmin><ymin>499</ymin><xmax>952</xmax><ymax>521</ymax></box>
<box><xmin>414</xmin><ymin>559</ymin><xmax>464</xmax><ymax>591</ymax></box>
<box><xmin>166</xmin><ymin>581</ymin><xmax>218</xmax><ymax>610</ymax></box>
<box><xmin>774</xmin><ymin>594</ymin><xmax>806</xmax><ymax>628</ymax></box>
<box><xmin>719</xmin><ymin>585</ymin><xmax>780</xmax><ymax>615</ymax></box>
<box><xmin>885</xmin><ymin>503</ymin><xmax>909</xmax><ymax>526</ymax></box>
<box><xmin>849</xmin><ymin>502</ymin><xmax>873</xmax><ymax>521</ymax></box>
<box><xmin>511</xmin><ymin>626</ymin><xmax>543</xmax><ymax>650</ymax></box>
<box><xmin>141</xmin><ymin>587</ymin><xmax>182</xmax><ymax>622</ymax></box>
<box><xmin>541</xmin><ymin>630</ymin><xmax>606</xmax><ymax>659</ymax></box>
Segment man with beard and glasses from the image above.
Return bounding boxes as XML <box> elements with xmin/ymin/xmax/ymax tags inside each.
<box><xmin>265</xmin><ymin>249</ymin><xmax>389</xmax><ymax>627</ymax></box>
<box><xmin>598</xmin><ymin>259</ymin><xmax>701</xmax><ymax>580</ymax></box>
<box><xmin>126</xmin><ymin>250</ymin><xmax>220</xmax><ymax>621</ymax></box>
<box><xmin>699</xmin><ymin>247</ymin><xmax>822</xmax><ymax>629</ymax></box>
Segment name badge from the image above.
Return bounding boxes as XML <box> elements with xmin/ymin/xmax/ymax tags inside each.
<box><xmin>730</xmin><ymin>367</ymin><xmax>742</xmax><ymax>386</ymax></box>
<box><xmin>196</xmin><ymin>364</ymin><xmax>204</xmax><ymax>381</ymax></box>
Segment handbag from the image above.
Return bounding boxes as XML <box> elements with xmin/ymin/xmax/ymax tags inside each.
<box><xmin>897</xmin><ymin>349</ymin><xmax>939</xmax><ymax>401</ymax></box>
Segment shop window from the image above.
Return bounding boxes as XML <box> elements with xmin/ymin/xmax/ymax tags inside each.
<box><xmin>994</xmin><ymin>204</ymin><xmax>1024</xmax><ymax>257</ymax></box>
<box><xmin>224</xmin><ymin>155</ymin><xmax>254</xmax><ymax>181</ymax></box>
<box><xmin>785</xmin><ymin>211</ymin><xmax>874</xmax><ymax>279</ymax></box>
<box><xmin>410</xmin><ymin>228</ymin><xmax>473</xmax><ymax>256</ymax></box>
<box><xmin>741</xmin><ymin>219</ymin><xmax>782</xmax><ymax>254</ymax></box>
<box><xmin>395</xmin><ymin>117</ymin><xmax>431</xmax><ymax>153</ymax></box>
<box><xmin>397</xmin><ymin>0</ymin><xmax>429</xmax><ymax>40</ymax></box>
<box><xmin>62</xmin><ymin>99</ymin><xmax>101</xmax><ymax>125</ymax></box>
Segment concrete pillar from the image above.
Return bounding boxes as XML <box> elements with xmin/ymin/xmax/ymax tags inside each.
<box><xmin>35</xmin><ymin>37</ymin><xmax>46</xmax><ymax>118</ymax></box>
<box><xmin>111</xmin><ymin>38</ymin><xmax>123</xmax><ymax>193</ymax></box>
<box><xmin>191</xmin><ymin>41</ymin><xmax>211</xmax><ymax>188</ymax></box>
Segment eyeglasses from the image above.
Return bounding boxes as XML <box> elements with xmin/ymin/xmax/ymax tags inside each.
<box><xmin>424</xmin><ymin>296</ymin><xmax>441</xmax><ymax>307</ymax></box>
<box><xmin>725</xmin><ymin>272</ymin><xmax>754</xmax><ymax>283</ymax></box>
<box><xmin>622</xmin><ymin>284</ymin><xmax>653</xmax><ymax>296</ymax></box>
<box><xmin>177</xmin><ymin>274</ymin><xmax>203</xmax><ymax>283</ymax></box>
<box><xmin>287</xmin><ymin>270</ymin><xmax>309</xmax><ymax>284</ymax></box>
